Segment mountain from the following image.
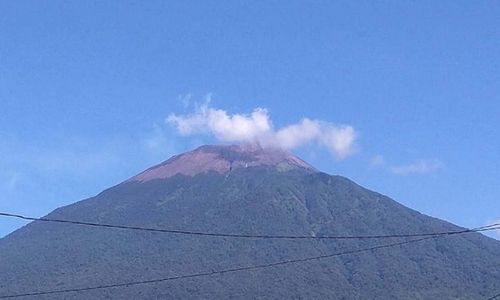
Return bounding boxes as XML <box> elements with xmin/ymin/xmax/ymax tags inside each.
<box><xmin>1</xmin><ymin>144</ymin><xmax>499</xmax><ymax>299</ymax></box>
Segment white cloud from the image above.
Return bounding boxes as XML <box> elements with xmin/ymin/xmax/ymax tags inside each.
<box><xmin>319</xmin><ymin>124</ymin><xmax>357</xmax><ymax>159</ymax></box>
<box><xmin>166</xmin><ymin>101</ymin><xmax>357</xmax><ymax>159</ymax></box>
<box><xmin>274</xmin><ymin>118</ymin><xmax>320</xmax><ymax>149</ymax></box>
<box><xmin>390</xmin><ymin>159</ymin><xmax>444</xmax><ymax>175</ymax></box>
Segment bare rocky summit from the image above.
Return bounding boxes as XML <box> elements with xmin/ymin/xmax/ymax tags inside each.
<box><xmin>130</xmin><ymin>144</ymin><xmax>315</xmax><ymax>182</ymax></box>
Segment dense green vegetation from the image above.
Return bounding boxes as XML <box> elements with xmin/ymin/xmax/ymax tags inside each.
<box><xmin>1</xmin><ymin>167</ymin><xmax>499</xmax><ymax>299</ymax></box>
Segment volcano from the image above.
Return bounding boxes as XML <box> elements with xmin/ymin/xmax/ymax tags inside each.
<box><xmin>1</xmin><ymin>144</ymin><xmax>499</xmax><ymax>299</ymax></box>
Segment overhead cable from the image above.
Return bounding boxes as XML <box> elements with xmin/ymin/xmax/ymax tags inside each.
<box><xmin>1</xmin><ymin>211</ymin><xmax>499</xmax><ymax>240</ymax></box>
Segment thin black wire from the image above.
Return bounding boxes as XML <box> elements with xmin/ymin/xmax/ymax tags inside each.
<box><xmin>487</xmin><ymin>293</ymin><xmax>500</xmax><ymax>300</ymax></box>
<box><xmin>0</xmin><ymin>213</ymin><xmax>498</xmax><ymax>298</ymax></box>
<box><xmin>0</xmin><ymin>236</ymin><xmax>438</xmax><ymax>298</ymax></box>
<box><xmin>1</xmin><ymin>211</ymin><xmax>499</xmax><ymax>240</ymax></box>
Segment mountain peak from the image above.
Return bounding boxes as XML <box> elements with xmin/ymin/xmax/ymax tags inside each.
<box><xmin>129</xmin><ymin>144</ymin><xmax>316</xmax><ymax>182</ymax></box>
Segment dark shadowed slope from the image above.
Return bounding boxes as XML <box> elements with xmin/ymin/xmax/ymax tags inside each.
<box><xmin>1</xmin><ymin>145</ymin><xmax>499</xmax><ymax>299</ymax></box>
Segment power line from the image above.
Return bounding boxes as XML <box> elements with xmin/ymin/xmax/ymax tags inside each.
<box><xmin>487</xmin><ymin>293</ymin><xmax>500</xmax><ymax>300</ymax></box>
<box><xmin>1</xmin><ymin>211</ymin><xmax>499</xmax><ymax>240</ymax></box>
<box><xmin>0</xmin><ymin>213</ymin><xmax>498</xmax><ymax>298</ymax></box>
<box><xmin>2</xmin><ymin>231</ymin><xmax>499</xmax><ymax>299</ymax></box>
<box><xmin>0</xmin><ymin>236</ymin><xmax>438</xmax><ymax>298</ymax></box>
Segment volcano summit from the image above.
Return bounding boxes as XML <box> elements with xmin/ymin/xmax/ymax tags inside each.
<box><xmin>130</xmin><ymin>144</ymin><xmax>315</xmax><ymax>182</ymax></box>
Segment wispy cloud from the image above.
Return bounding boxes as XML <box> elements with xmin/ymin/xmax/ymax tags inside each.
<box><xmin>141</xmin><ymin>123</ymin><xmax>182</xmax><ymax>162</ymax></box>
<box><xmin>0</xmin><ymin>171</ymin><xmax>21</xmax><ymax>191</ymax></box>
<box><xmin>369</xmin><ymin>155</ymin><xmax>386</xmax><ymax>167</ymax></box>
<box><xmin>178</xmin><ymin>93</ymin><xmax>192</xmax><ymax>109</ymax></box>
<box><xmin>0</xmin><ymin>135</ymin><xmax>126</xmax><ymax>178</ymax></box>
<box><xmin>390</xmin><ymin>159</ymin><xmax>444</xmax><ymax>175</ymax></box>
<box><xmin>33</xmin><ymin>150</ymin><xmax>119</xmax><ymax>173</ymax></box>
<box><xmin>167</xmin><ymin>99</ymin><xmax>357</xmax><ymax>159</ymax></box>
<box><xmin>370</xmin><ymin>155</ymin><xmax>443</xmax><ymax>175</ymax></box>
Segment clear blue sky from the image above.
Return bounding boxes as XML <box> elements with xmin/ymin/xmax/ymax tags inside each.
<box><xmin>1</xmin><ymin>1</ymin><xmax>499</xmax><ymax>238</ymax></box>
